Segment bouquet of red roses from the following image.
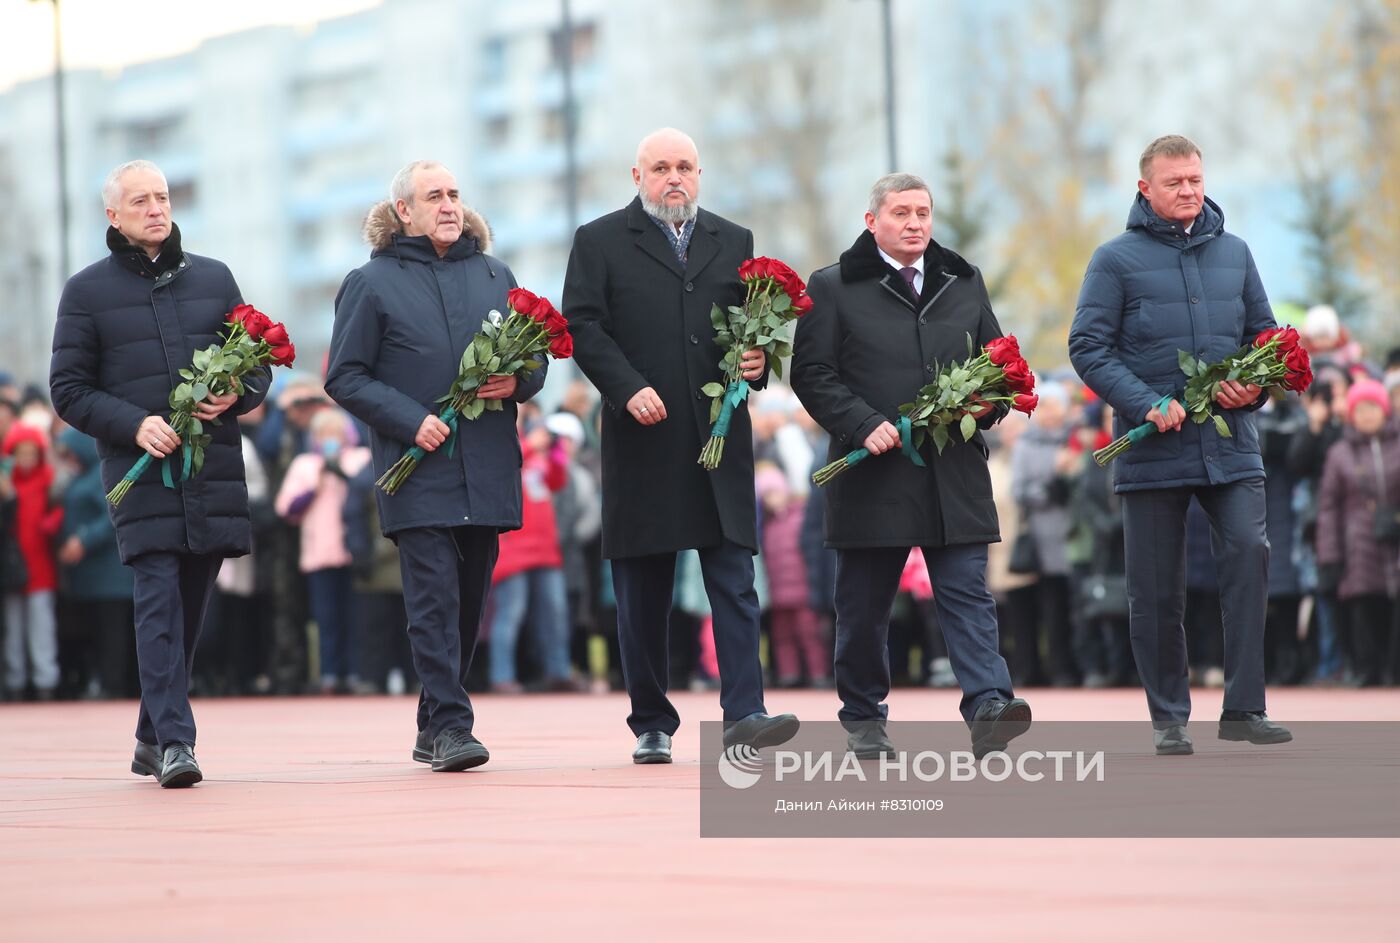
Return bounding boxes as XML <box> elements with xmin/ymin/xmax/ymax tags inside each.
<box><xmin>812</xmin><ymin>333</ymin><xmax>1038</xmax><ymax>487</ymax></box>
<box><xmin>1093</xmin><ymin>325</ymin><xmax>1312</xmax><ymax>466</ymax></box>
<box><xmin>376</xmin><ymin>287</ymin><xmax>573</xmax><ymax>495</ymax></box>
<box><xmin>697</xmin><ymin>256</ymin><xmax>813</xmax><ymax>470</ymax></box>
<box><xmin>107</xmin><ymin>304</ymin><xmax>295</xmax><ymax>506</ymax></box>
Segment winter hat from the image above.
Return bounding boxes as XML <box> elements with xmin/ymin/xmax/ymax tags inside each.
<box><xmin>545</xmin><ymin>412</ymin><xmax>586</xmax><ymax>446</ymax></box>
<box><xmin>754</xmin><ymin>464</ymin><xmax>789</xmax><ymax>499</ymax></box>
<box><xmin>1346</xmin><ymin>379</ymin><xmax>1391</xmax><ymax>419</ymax></box>
<box><xmin>1</xmin><ymin>422</ymin><xmax>46</xmax><ymax>455</ymax></box>
<box><xmin>1303</xmin><ymin>305</ymin><xmax>1340</xmax><ymax>344</ymax></box>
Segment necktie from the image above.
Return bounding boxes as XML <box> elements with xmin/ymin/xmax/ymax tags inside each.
<box><xmin>899</xmin><ymin>266</ymin><xmax>919</xmax><ymax>301</ymax></box>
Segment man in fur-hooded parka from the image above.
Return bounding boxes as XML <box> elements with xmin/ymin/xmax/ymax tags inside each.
<box><xmin>326</xmin><ymin>161</ymin><xmax>545</xmax><ymax>770</ymax></box>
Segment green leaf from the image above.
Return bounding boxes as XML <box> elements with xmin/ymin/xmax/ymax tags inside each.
<box><xmin>755</xmin><ymin>334</ymin><xmax>772</xmax><ymax>346</ymax></box>
<box><xmin>485</xmin><ymin>399</ymin><xmax>503</xmax><ymax>411</ymax></box>
<box><xmin>187</xmin><ymin>418</ymin><xmax>203</xmax><ymax>437</ymax></box>
<box><xmin>1178</xmin><ymin>350</ymin><xmax>1198</xmax><ymax>377</ymax></box>
<box><xmin>701</xmin><ymin>382</ymin><xmax>726</xmax><ymax>397</ymax></box>
<box><xmin>710</xmin><ymin>304</ymin><xmax>727</xmax><ymax>333</ymax></box>
<box><xmin>710</xmin><ymin>397</ymin><xmax>723</xmax><ymax>423</ymax></box>
<box><xmin>966</xmin><ymin>333</ymin><xmax>975</xmax><ymax>358</ymax></box>
<box><xmin>191</xmin><ymin>382</ymin><xmax>209</xmax><ymax>402</ymax></box>
<box><xmin>771</xmin><ymin>293</ymin><xmax>791</xmax><ymax>313</ymax></box>
<box><xmin>179</xmin><ymin>368</ymin><xmax>194</xmax><ymax>380</ymax></box>
<box><xmin>931</xmin><ymin>423</ymin><xmax>950</xmax><ymax>454</ymax></box>
<box><xmin>769</xmin><ymin>356</ymin><xmax>784</xmax><ymax>380</ymax></box>
<box><xmin>1212</xmin><ymin>414</ymin><xmax>1232</xmax><ymax>438</ymax></box>
<box><xmin>192</xmin><ymin>447</ymin><xmax>205</xmax><ymax>478</ymax></box>
<box><xmin>959</xmin><ymin>412</ymin><xmax>977</xmax><ymax>442</ymax></box>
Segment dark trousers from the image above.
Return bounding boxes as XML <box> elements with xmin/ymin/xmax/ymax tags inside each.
<box><xmin>395</xmin><ymin>526</ymin><xmax>498</xmax><ymax>740</ymax></box>
<box><xmin>834</xmin><ymin>543</ymin><xmax>1013</xmax><ymax>726</ymax></box>
<box><xmin>306</xmin><ymin>566</ymin><xmax>356</xmax><ymax>683</ymax></box>
<box><xmin>129</xmin><ymin>552</ymin><xmax>222</xmax><ymax>750</ymax></box>
<box><xmin>611</xmin><ymin>540</ymin><xmax>766</xmax><ymax>736</ymax></box>
<box><xmin>1122</xmin><ymin>480</ymin><xmax>1269</xmax><ymax>725</ymax></box>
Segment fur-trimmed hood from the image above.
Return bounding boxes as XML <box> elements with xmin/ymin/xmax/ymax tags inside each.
<box><xmin>361</xmin><ymin>199</ymin><xmax>493</xmax><ymax>254</ymax></box>
<box><xmin>838</xmin><ymin>229</ymin><xmax>973</xmax><ymax>284</ymax></box>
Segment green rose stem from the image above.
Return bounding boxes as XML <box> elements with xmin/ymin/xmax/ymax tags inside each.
<box><xmin>698</xmin><ymin>281</ymin><xmax>768</xmax><ymax>471</ymax></box>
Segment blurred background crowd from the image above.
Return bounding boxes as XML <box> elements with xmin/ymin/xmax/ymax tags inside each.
<box><xmin>3</xmin><ymin>305</ymin><xmax>1398</xmax><ymax>702</ymax></box>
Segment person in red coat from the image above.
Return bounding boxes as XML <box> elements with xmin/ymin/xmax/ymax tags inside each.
<box><xmin>487</xmin><ymin>419</ymin><xmax>575</xmax><ymax>691</ymax></box>
<box><xmin>2</xmin><ymin>424</ymin><xmax>63</xmax><ymax>699</ymax></box>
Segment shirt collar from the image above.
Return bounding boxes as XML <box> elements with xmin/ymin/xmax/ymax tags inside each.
<box><xmin>877</xmin><ymin>245</ymin><xmax>923</xmax><ymax>276</ymax></box>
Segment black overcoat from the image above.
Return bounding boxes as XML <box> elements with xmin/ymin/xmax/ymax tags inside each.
<box><xmin>563</xmin><ymin>197</ymin><xmax>761</xmax><ymax>560</ymax></box>
<box><xmin>791</xmin><ymin>231</ymin><xmax>1005</xmax><ymax>549</ymax></box>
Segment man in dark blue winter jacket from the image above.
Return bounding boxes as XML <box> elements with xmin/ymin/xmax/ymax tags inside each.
<box><xmin>1069</xmin><ymin>135</ymin><xmax>1291</xmax><ymax>754</ymax></box>
<box><xmin>50</xmin><ymin>160</ymin><xmax>270</xmax><ymax>787</ymax></box>
<box><xmin>326</xmin><ymin>161</ymin><xmax>545</xmax><ymax>772</ymax></box>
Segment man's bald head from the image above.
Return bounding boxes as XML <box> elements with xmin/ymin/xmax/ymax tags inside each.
<box><xmin>633</xmin><ymin>128</ymin><xmax>701</xmax><ymax>225</ymax></box>
<box><xmin>635</xmin><ymin>127</ymin><xmax>699</xmax><ymax>169</ymax></box>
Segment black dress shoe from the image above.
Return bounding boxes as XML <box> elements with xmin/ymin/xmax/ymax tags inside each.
<box><xmin>412</xmin><ymin>729</ymin><xmax>432</xmax><ymax>764</ymax></box>
<box><xmin>632</xmin><ymin>731</ymin><xmax>672</xmax><ymax>764</ymax></box>
<box><xmin>970</xmin><ymin>697</ymin><xmax>1032</xmax><ymax>759</ymax></box>
<box><xmin>431</xmin><ymin>728</ymin><xmax>490</xmax><ymax>772</ymax></box>
<box><xmin>846</xmin><ymin>722</ymin><xmax>894</xmax><ymax>760</ymax></box>
<box><xmin>132</xmin><ymin>741</ymin><xmax>161</xmax><ymax>777</ymax></box>
<box><xmin>159</xmin><ymin>744</ymin><xmax>203</xmax><ymax>788</ymax></box>
<box><xmin>1154</xmin><ymin>724</ymin><xmax>1194</xmax><ymax>755</ymax></box>
<box><xmin>722</xmin><ymin>712</ymin><xmax>800</xmax><ymax>749</ymax></box>
<box><xmin>1218</xmin><ymin>710</ymin><xmax>1292</xmax><ymax>744</ymax></box>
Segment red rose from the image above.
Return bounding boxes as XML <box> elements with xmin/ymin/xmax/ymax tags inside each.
<box><xmin>545</xmin><ymin>310</ymin><xmax>569</xmax><ymax>337</ymax></box>
<box><xmin>1276</xmin><ymin>326</ymin><xmax>1302</xmax><ymax>354</ymax></box>
<box><xmin>228</xmin><ymin>304</ymin><xmax>272</xmax><ymax>341</ymax></box>
<box><xmin>527</xmin><ymin>294</ymin><xmax>557</xmax><ymax>324</ymax></box>
<box><xmin>791</xmin><ymin>293</ymin><xmax>814</xmax><ymax>315</ymax></box>
<box><xmin>1253</xmin><ymin>328</ymin><xmax>1281</xmax><ymax>349</ymax></box>
<box><xmin>261</xmin><ymin>322</ymin><xmax>289</xmax><ymax>347</ymax></box>
<box><xmin>269</xmin><ymin>343</ymin><xmax>296</xmax><ymax>367</ymax></box>
<box><xmin>766</xmin><ymin>258</ymin><xmax>799</xmax><ymax>284</ymax></box>
<box><xmin>1001</xmin><ymin>358</ymin><xmax>1034</xmax><ymax>394</ymax></box>
<box><xmin>738</xmin><ymin>259</ymin><xmax>760</xmax><ymax>281</ymax></box>
<box><xmin>548</xmin><ymin>330</ymin><xmax>574</xmax><ymax>359</ymax></box>
<box><xmin>984</xmin><ymin>335</ymin><xmax>1022</xmax><ymax>366</ymax></box>
<box><xmin>508</xmin><ymin>288</ymin><xmax>540</xmax><ymax>316</ymax></box>
<box><xmin>1284</xmin><ymin>345</ymin><xmax>1310</xmax><ymax>374</ymax></box>
<box><xmin>1284</xmin><ymin>367</ymin><xmax>1313</xmax><ymax>393</ymax></box>
<box><xmin>1012</xmin><ymin>392</ymin><xmax>1039</xmax><ymax>415</ymax></box>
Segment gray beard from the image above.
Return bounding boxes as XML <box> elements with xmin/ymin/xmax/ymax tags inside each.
<box><xmin>640</xmin><ymin>190</ymin><xmax>698</xmax><ymax>225</ymax></box>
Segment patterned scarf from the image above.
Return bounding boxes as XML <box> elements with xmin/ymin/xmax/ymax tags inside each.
<box><xmin>648</xmin><ymin>213</ymin><xmax>696</xmax><ymax>264</ymax></box>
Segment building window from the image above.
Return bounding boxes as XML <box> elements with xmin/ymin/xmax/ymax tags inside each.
<box><xmin>549</xmin><ymin>22</ymin><xmax>597</xmax><ymax>68</ymax></box>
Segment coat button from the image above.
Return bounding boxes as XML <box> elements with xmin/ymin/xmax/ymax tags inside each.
<box><xmin>689</xmin><ymin>334</ymin><xmax>699</xmax><ymax>344</ymax></box>
<box><xmin>685</xmin><ymin>282</ymin><xmax>695</xmax><ymax>292</ymax></box>
<box><xmin>694</xmin><ymin>391</ymin><xmax>703</xmax><ymax>400</ymax></box>
<box><xmin>925</xmin><ymin>363</ymin><xmax>933</xmax><ymax>373</ymax></box>
<box><xmin>919</xmin><ymin>317</ymin><xmax>927</xmax><ymax>325</ymax></box>
<box><xmin>1190</xmin><ymin>297</ymin><xmax>1199</xmax><ymax>304</ymax></box>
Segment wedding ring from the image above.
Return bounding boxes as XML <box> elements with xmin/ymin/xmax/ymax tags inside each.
<box><xmin>641</xmin><ymin>407</ymin><xmax>650</xmax><ymax>413</ymax></box>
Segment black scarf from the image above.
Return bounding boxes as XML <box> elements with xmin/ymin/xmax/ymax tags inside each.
<box><xmin>107</xmin><ymin>222</ymin><xmax>184</xmax><ymax>279</ymax></box>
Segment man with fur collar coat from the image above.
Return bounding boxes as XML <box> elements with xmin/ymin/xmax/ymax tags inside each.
<box><xmin>791</xmin><ymin>173</ymin><xmax>1030</xmax><ymax>761</ymax></box>
<box><xmin>326</xmin><ymin>160</ymin><xmax>545</xmax><ymax>772</ymax></box>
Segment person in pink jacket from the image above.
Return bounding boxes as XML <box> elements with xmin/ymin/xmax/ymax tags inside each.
<box><xmin>756</xmin><ymin>465</ymin><xmax>829</xmax><ymax>687</ymax></box>
<box><xmin>275</xmin><ymin>409</ymin><xmax>372</xmax><ymax>693</ymax></box>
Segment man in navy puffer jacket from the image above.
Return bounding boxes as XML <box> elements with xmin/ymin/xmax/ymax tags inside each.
<box><xmin>1070</xmin><ymin>135</ymin><xmax>1291</xmax><ymax>754</ymax></box>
